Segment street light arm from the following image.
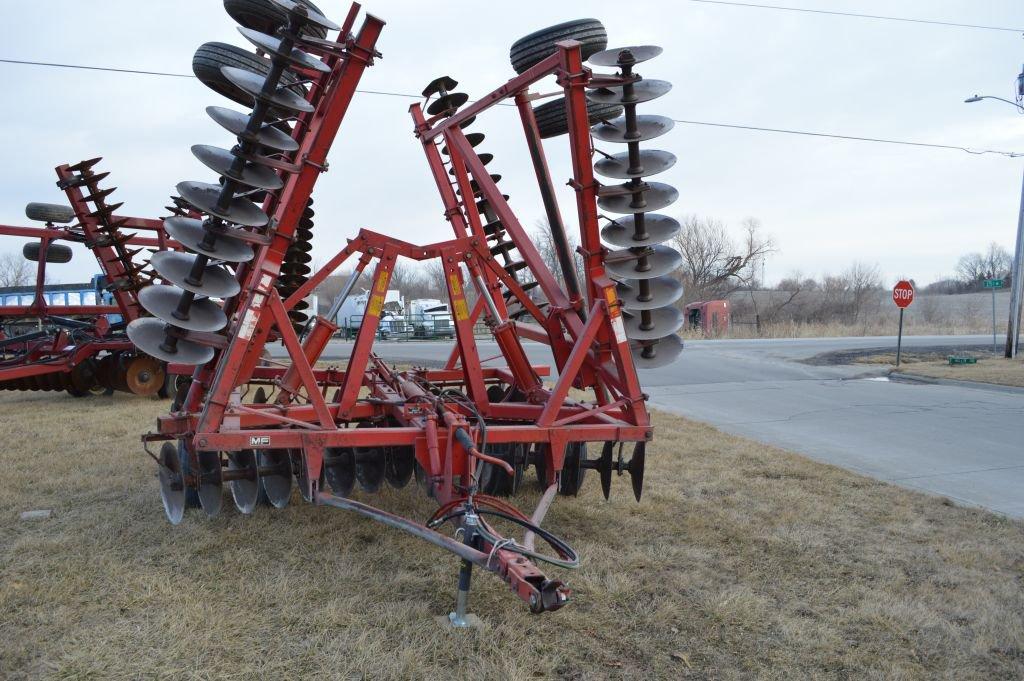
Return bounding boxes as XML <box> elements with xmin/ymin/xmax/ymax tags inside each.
<box><xmin>964</xmin><ymin>94</ymin><xmax>1024</xmax><ymax>112</ymax></box>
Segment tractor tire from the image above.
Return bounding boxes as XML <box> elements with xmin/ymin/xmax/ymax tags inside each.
<box><xmin>25</xmin><ymin>202</ymin><xmax>75</xmax><ymax>224</ymax></box>
<box><xmin>510</xmin><ymin>18</ymin><xmax>607</xmax><ymax>75</ymax></box>
<box><xmin>533</xmin><ymin>97</ymin><xmax>623</xmax><ymax>139</ymax></box>
<box><xmin>23</xmin><ymin>242</ymin><xmax>73</xmax><ymax>263</ymax></box>
<box><xmin>224</xmin><ymin>0</ymin><xmax>328</xmax><ymax>40</ymax></box>
<box><xmin>192</xmin><ymin>42</ymin><xmax>304</xmax><ymax>109</ymax></box>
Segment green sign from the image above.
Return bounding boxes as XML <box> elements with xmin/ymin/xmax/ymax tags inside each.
<box><xmin>983</xmin><ymin>279</ymin><xmax>1004</xmax><ymax>289</ymax></box>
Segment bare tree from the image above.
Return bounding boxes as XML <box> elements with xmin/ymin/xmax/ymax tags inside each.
<box><xmin>956</xmin><ymin>243</ymin><xmax>1011</xmax><ymax>285</ymax></box>
<box><xmin>671</xmin><ymin>214</ymin><xmax>774</xmax><ymax>302</ymax></box>
<box><xmin>0</xmin><ymin>252</ymin><xmax>32</xmax><ymax>288</ymax></box>
<box><xmin>532</xmin><ymin>220</ymin><xmax>583</xmax><ymax>290</ymax></box>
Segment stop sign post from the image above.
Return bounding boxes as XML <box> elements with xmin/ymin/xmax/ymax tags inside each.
<box><xmin>892</xmin><ymin>280</ymin><xmax>915</xmax><ymax>366</ymax></box>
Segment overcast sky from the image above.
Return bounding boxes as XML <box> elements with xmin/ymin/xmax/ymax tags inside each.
<box><xmin>1</xmin><ymin>0</ymin><xmax>1023</xmax><ymax>288</ymax></box>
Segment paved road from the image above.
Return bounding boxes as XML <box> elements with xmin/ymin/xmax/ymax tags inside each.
<box><xmin>273</xmin><ymin>334</ymin><xmax>1024</xmax><ymax>517</ymax></box>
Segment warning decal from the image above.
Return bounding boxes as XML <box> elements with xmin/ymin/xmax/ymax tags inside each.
<box><xmin>453</xmin><ymin>297</ymin><xmax>469</xmax><ymax>321</ymax></box>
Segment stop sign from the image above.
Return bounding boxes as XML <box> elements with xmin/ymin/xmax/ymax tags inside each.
<box><xmin>892</xmin><ymin>280</ymin><xmax>915</xmax><ymax>309</ymax></box>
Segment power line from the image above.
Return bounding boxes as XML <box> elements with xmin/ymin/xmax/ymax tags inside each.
<box><xmin>684</xmin><ymin>0</ymin><xmax>1024</xmax><ymax>33</ymax></box>
<box><xmin>2</xmin><ymin>56</ymin><xmax>1021</xmax><ymax>158</ymax></box>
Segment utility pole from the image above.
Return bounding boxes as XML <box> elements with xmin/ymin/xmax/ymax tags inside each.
<box><xmin>1007</xmin><ymin>166</ymin><xmax>1024</xmax><ymax>357</ymax></box>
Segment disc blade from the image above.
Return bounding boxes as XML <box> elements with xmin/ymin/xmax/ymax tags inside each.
<box><xmin>324</xmin><ymin>447</ymin><xmax>355</xmax><ymax>497</ymax></box>
<box><xmin>605</xmin><ymin>244</ymin><xmax>683</xmax><ymax>280</ymax></box>
<box><xmin>591</xmin><ymin>114</ymin><xmax>674</xmax><ymax>143</ymax></box>
<box><xmin>127</xmin><ymin>318</ymin><xmax>216</xmax><ymax>365</ymax></box>
<box><xmin>228</xmin><ymin>451</ymin><xmax>260</xmax><ymax>514</ymax></box>
<box><xmin>630</xmin><ymin>333</ymin><xmax>685</xmax><ymax>370</ymax></box>
<box><xmin>441</xmin><ymin>132</ymin><xmax>484</xmax><ymax>154</ymax></box>
<box><xmin>258</xmin><ymin>450</ymin><xmax>292</xmax><ymax>508</ymax></box>
<box><xmin>598</xmin><ymin>442</ymin><xmax>614</xmax><ymax>500</ymax></box>
<box><xmin>177</xmin><ymin>181</ymin><xmax>269</xmax><ymax>227</ymax></box>
<box><xmin>197</xmin><ymin>450</ymin><xmax>223</xmax><ymax>517</ymax></box>
<box><xmin>138</xmin><ymin>286</ymin><xmax>227</xmax><ymax>333</ymax></box>
<box><xmin>623</xmin><ymin>306</ymin><xmax>684</xmax><ymax>340</ymax></box>
<box><xmin>615</xmin><ymin>276</ymin><xmax>684</xmax><ymax>311</ymax></box>
<box><xmin>598</xmin><ymin>182</ymin><xmax>679</xmax><ymax>215</ymax></box>
<box><xmin>206</xmin><ymin>106</ymin><xmax>299</xmax><ymax>152</ymax></box>
<box><xmin>601</xmin><ymin>214</ymin><xmax>681</xmax><ymax>248</ymax></box>
<box><xmin>238</xmin><ymin>27</ymin><xmax>330</xmax><ymax>73</ymax></box>
<box><xmin>150</xmin><ymin>251</ymin><xmax>240</xmax><ymax>299</ymax></box>
<box><xmin>629</xmin><ymin>442</ymin><xmax>646</xmax><ymax>501</ymax></box>
<box><xmin>384</xmin><ymin>446</ymin><xmax>415</xmax><ymax>489</ymax></box>
<box><xmin>589</xmin><ymin>45</ymin><xmax>664</xmax><ymax>67</ymax></box>
<box><xmin>354</xmin><ymin>446</ymin><xmax>385</xmax><ymax>492</ymax></box>
<box><xmin>587</xmin><ymin>79</ymin><xmax>672</xmax><ymax>106</ymax></box>
<box><xmin>293</xmin><ymin>449</ymin><xmax>325</xmax><ymax>502</ymax></box>
<box><xmin>594</xmin><ymin>149</ymin><xmax>676</xmax><ymax>180</ymax></box>
<box><xmin>158</xmin><ymin>441</ymin><xmax>186</xmax><ymax>525</ymax></box>
<box><xmin>269</xmin><ymin>0</ymin><xmax>341</xmax><ymax>31</ymax></box>
<box><xmin>163</xmin><ymin>217</ymin><xmax>254</xmax><ymax>263</ymax></box>
<box><xmin>220</xmin><ymin>66</ymin><xmax>314</xmax><ymax>114</ymax></box>
<box><xmin>191</xmin><ymin>145</ymin><xmax>284</xmax><ymax>191</ymax></box>
<box><xmin>427</xmin><ymin>92</ymin><xmax>469</xmax><ymax>116</ymax></box>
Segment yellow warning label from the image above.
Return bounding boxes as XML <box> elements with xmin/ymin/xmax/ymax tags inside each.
<box><xmin>375</xmin><ymin>270</ymin><xmax>389</xmax><ymax>292</ymax></box>
<box><xmin>367</xmin><ymin>294</ymin><xmax>384</xmax><ymax>317</ymax></box>
<box><xmin>605</xmin><ymin>286</ymin><xmax>621</xmax><ymax>318</ymax></box>
<box><xmin>448</xmin><ymin>273</ymin><xmax>462</xmax><ymax>297</ymax></box>
<box><xmin>453</xmin><ymin>298</ymin><xmax>469</xmax><ymax>321</ymax></box>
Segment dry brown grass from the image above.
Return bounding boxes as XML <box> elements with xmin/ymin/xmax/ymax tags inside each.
<box><xmin>895</xmin><ymin>356</ymin><xmax>1024</xmax><ymax>388</ymax></box>
<box><xmin>1</xmin><ymin>391</ymin><xmax>1023</xmax><ymax>680</ymax></box>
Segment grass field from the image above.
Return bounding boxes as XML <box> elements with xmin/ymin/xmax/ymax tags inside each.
<box><xmin>1</xmin><ymin>391</ymin><xmax>1023</xmax><ymax>679</ymax></box>
<box><xmin>896</xmin><ymin>355</ymin><xmax>1024</xmax><ymax>388</ymax></box>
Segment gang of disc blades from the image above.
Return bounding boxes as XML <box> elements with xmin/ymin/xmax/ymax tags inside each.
<box><xmin>589</xmin><ymin>45</ymin><xmax>664</xmax><ymax>67</ymax></box>
<box><xmin>206</xmin><ymin>106</ymin><xmax>299</xmax><ymax>152</ymax></box>
<box><xmin>269</xmin><ymin>0</ymin><xmax>341</xmax><ymax>31</ymax></box>
<box><xmin>196</xmin><ymin>450</ymin><xmax>223</xmax><ymax>517</ymax></box>
<box><xmin>228</xmin><ymin>450</ymin><xmax>260</xmax><ymax>514</ymax></box>
<box><xmin>447</xmin><ymin>153</ymin><xmax>493</xmax><ymax>174</ymax></box>
<box><xmin>598</xmin><ymin>181</ymin><xmax>678</xmax><ymax>215</ymax></box>
<box><xmin>325</xmin><ymin>448</ymin><xmax>356</xmax><ymax>497</ymax></box>
<box><xmin>158</xmin><ymin>441</ymin><xmax>186</xmax><ymax>525</ymax></box>
<box><xmin>631</xmin><ymin>333</ymin><xmax>684</xmax><ymax>369</ymax></box>
<box><xmin>594</xmin><ymin>149</ymin><xmax>676</xmax><ymax>179</ymax></box>
<box><xmin>220</xmin><ymin>66</ymin><xmax>314</xmax><ymax>114</ymax></box>
<box><xmin>591</xmin><ymin>114</ymin><xmax>675</xmax><ymax>143</ymax></box>
<box><xmin>258</xmin><ymin>450</ymin><xmax>292</xmax><ymax>508</ymax></box>
<box><xmin>601</xmin><ymin>213</ymin><xmax>681</xmax><ymax>248</ymax></box>
<box><xmin>587</xmin><ymin>79</ymin><xmax>673</xmax><ymax>106</ymax></box>
<box><xmin>237</xmin><ymin>27</ymin><xmax>330</xmax><ymax>72</ymax></box>
<box><xmin>127</xmin><ymin>318</ymin><xmax>215</xmax><ymax>365</ymax></box>
<box><xmin>192</xmin><ymin>145</ymin><xmax>284</xmax><ymax>191</ymax></box>
<box><xmin>150</xmin><ymin>251</ymin><xmax>240</xmax><ymax>299</ymax></box>
<box><xmin>138</xmin><ymin>286</ymin><xmax>227</xmax><ymax>332</ymax></box>
<box><xmin>441</xmin><ymin>132</ymin><xmax>485</xmax><ymax>154</ymax></box>
<box><xmin>177</xmin><ymin>181</ymin><xmax>269</xmax><ymax>227</ymax></box>
<box><xmin>615</xmin><ymin>276</ymin><xmax>684</xmax><ymax>311</ymax></box>
<box><xmin>623</xmin><ymin>306</ymin><xmax>685</xmax><ymax>340</ymax></box>
<box><xmin>604</xmin><ymin>243</ymin><xmax>683</xmax><ymax>280</ymax></box>
<box><xmin>163</xmin><ymin>216</ymin><xmax>254</xmax><ymax>263</ymax></box>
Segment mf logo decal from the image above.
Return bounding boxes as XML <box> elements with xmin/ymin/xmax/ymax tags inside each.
<box><xmin>249</xmin><ymin>435</ymin><xmax>271</xmax><ymax>447</ymax></box>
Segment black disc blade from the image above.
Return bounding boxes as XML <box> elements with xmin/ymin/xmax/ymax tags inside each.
<box><xmin>150</xmin><ymin>251</ymin><xmax>240</xmax><ymax>299</ymax></box>
<box><xmin>324</xmin><ymin>447</ymin><xmax>355</xmax><ymax>497</ymax></box>
<box><xmin>177</xmin><ymin>181</ymin><xmax>269</xmax><ymax>227</ymax></box>
<box><xmin>598</xmin><ymin>442</ymin><xmax>614</xmax><ymax>500</ymax></box>
<box><xmin>197</xmin><ymin>450</ymin><xmax>223</xmax><ymax>517</ymax></box>
<box><xmin>587</xmin><ymin>79</ymin><xmax>672</xmax><ymax>106</ymax></box>
<box><xmin>384</xmin><ymin>447</ymin><xmax>415</xmax><ymax>489</ymax></box>
<box><xmin>270</xmin><ymin>0</ymin><xmax>341</xmax><ymax>31</ymax></box>
<box><xmin>354</xmin><ymin>447</ymin><xmax>385</xmax><ymax>492</ymax></box>
<box><xmin>158</xmin><ymin>441</ymin><xmax>186</xmax><ymax>525</ymax></box>
<box><xmin>127</xmin><ymin>318</ymin><xmax>215</xmax><ymax>365</ymax></box>
<box><xmin>604</xmin><ymin>244</ymin><xmax>683</xmax><ymax>280</ymax></box>
<box><xmin>441</xmin><ymin>132</ymin><xmax>484</xmax><ymax>154</ymax></box>
<box><xmin>591</xmin><ymin>115</ymin><xmax>674</xmax><ymax>143</ymax></box>
<box><xmin>138</xmin><ymin>286</ymin><xmax>227</xmax><ymax>333</ymax></box>
<box><xmin>206</xmin><ymin>106</ymin><xmax>299</xmax><ymax>152</ymax></box>
<box><xmin>594</xmin><ymin>149</ymin><xmax>676</xmax><ymax>180</ymax></box>
<box><xmin>598</xmin><ymin>182</ymin><xmax>679</xmax><ymax>215</ymax></box>
<box><xmin>258</xmin><ymin>450</ymin><xmax>292</xmax><ymax>508</ymax></box>
<box><xmin>631</xmin><ymin>334</ymin><xmax>684</xmax><ymax>370</ymax></box>
<box><xmin>601</xmin><ymin>214</ymin><xmax>681</xmax><ymax>248</ymax></box>
<box><xmin>220</xmin><ymin>66</ymin><xmax>314</xmax><ymax>114</ymax></box>
<box><xmin>615</xmin><ymin>276</ymin><xmax>684</xmax><ymax>311</ymax></box>
<box><xmin>629</xmin><ymin>442</ymin><xmax>646</xmax><ymax>501</ymax></box>
<box><xmin>191</xmin><ymin>145</ymin><xmax>284</xmax><ymax>191</ymax></box>
<box><xmin>623</xmin><ymin>306</ymin><xmax>684</xmax><ymax>341</ymax></box>
<box><xmin>238</xmin><ymin>27</ymin><xmax>330</xmax><ymax>73</ymax></box>
<box><xmin>228</xmin><ymin>451</ymin><xmax>260</xmax><ymax>514</ymax></box>
<box><xmin>427</xmin><ymin>92</ymin><xmax>469</xmax><ymax>116</ymax></box>
<box><xmin>163</xmin><ymin>217</ymin><xmax>255</xmax><ymax>263</ymax></box>
<box><xmin>589</xmin><ymin>45</ymin><xmax>664</xmax><ymax>67</ymax></box>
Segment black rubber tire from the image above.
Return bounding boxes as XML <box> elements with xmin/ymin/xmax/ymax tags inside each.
<box><xmin>23</xmin><ymin>242</ymin><xmax>73</xmax><ymax>264</ymax></box>
<box><xmin>510</xmin><ymin>18</ymin><xmax>607</xmax><ymax>75</ymax></box>
<box><xmin>533</xmin><ymin>97</ymin><xmax>623</xmax><ymax>139</ymax></box>
<box><xmin>25</xmin><ymin>202</ymin><xmax>75</xmax><ymax>224</ymax></box>
<box><xmin>192</xmin><ymin>42</ymin><xmax>304</xmax><ymax>108</ymax></box>
<box><xmin>224</xmin><ymin>0</ymin><xmax>328</xmax><ymax>40</ymax></box>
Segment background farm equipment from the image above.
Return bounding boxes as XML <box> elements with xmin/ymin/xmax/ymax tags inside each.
<box><xmin>0</xmin><ymin>173</ymin><xmax>181</xmax><ymax>397</ymax></box>
<box><xmin>127</xmin><ymin>0</ymin><xmax>681</xmax><ymax>619</ymax></box>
